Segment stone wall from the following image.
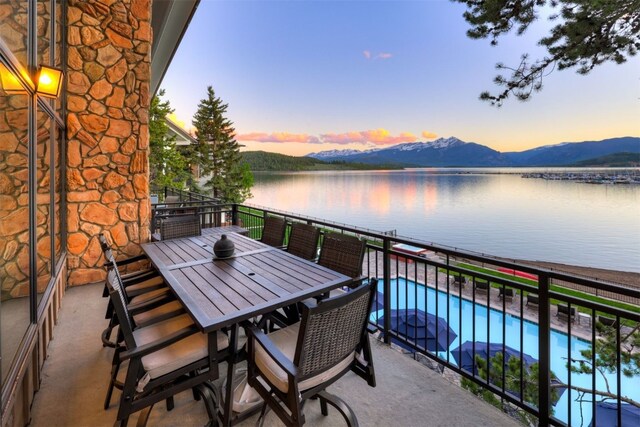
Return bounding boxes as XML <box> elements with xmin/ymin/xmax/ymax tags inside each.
<box><xmin>66</xmin><ymin>0</ymin><xmax>152</xmax><ymax>286</ymax></box>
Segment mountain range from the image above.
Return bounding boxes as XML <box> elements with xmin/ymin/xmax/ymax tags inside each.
<box><xmin>306</xmin><ymin>136</ymin><xmax>640</xmax><ymax>167</ymax></box>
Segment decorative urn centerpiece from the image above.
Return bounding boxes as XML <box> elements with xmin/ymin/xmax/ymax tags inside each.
<box><xmin>213</xmin><ymin>234</ymin><xmax>235</xmax><ymax>259</ymax></box>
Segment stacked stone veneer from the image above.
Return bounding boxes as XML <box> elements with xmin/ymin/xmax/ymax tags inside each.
<box><xmin>66</xmin><ymin>0</ymin><xmax>152</xmax><ymax>286</ymax></box>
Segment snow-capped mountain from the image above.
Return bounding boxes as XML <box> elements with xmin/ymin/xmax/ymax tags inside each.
<box><xmin>307</xmin><ymin>137</ymin><xmax>510</xmax><ymax>167</ymax></box>
<box><xmin>306</xmin><ymin>148</ymin><xmax>372</xmax><ymax>160</ymax></box>
<box><xmin>306</xmin><ymin>136</ymin><xmax>640</xmax><ymax>167</ymax></box>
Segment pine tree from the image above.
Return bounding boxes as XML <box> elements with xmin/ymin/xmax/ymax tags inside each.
<box><xmin>191</xmin><ymin>86</ymin><xmax>253</xmax><ymax>202</ymax></box>
<box><xmin>454</xmin><ymin>0</ymin><xmax>640</xmax><ymax>105</ymax></box>
<box><xmin>149</xmin><ymin>90</ymin><xmax>190</xmax><ymax>190</ymax></box>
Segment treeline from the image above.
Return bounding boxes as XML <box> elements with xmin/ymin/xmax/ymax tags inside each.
<box><xmin>241</xmin><ymin>151</ymin><xmax>403</xmax><ymax>171</ymax></box>
<box><xmin>571</xmin><ymin>152</ymin><xmax>640</xmax><ymax>167</ymax></box>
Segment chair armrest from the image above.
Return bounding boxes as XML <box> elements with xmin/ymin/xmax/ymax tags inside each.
<box><xmin>113</xmin><ymin>254</ymin><xmax>148</xmax><ymax>267</ymax></box>
<box><xmin>246</xmin><ymin>324</ymin><xmax>297</xmax><ymax>377</ymax></box>
<box><xmin>121</xmin><ymin>270</ymin><xmax>160</xmax><ymax>286</ymax></box>
<box><xmin>120</xmin><ymin>324</ymin><xmax>200</xmax><ymax>360</ymax></box>
<box><xmin>122</xmin><ymin>269</ymin><xmax>157</xmax><ymax>284</ymax></box>
<box><xmin>349</xmin><ymin>275</ymin><xmax>366</xmax><ymax>288</ymax></box>
<box><xmin>103</xmin><ymin>255</ymin><xmax>147</xmax><ymax>269</ymax></box>
<box><xmin>127</xmin><ymin>294</ymin><xmax>174</xmax><ymax>315</ymax></box>
<box><xmin>125</xmin><ymin>280</ymin><xmax>166</xmax><ymax>298</ymax></box>
<box><xmin>135</xmin><ymin>306</ymin><xmax>186</xmax><ymax>329</ymax></box>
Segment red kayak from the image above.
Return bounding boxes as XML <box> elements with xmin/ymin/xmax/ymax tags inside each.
<box><xmin>498</xmin><ymin>267</ymin><xmax>538</xmax><ymax>281</ymax></box>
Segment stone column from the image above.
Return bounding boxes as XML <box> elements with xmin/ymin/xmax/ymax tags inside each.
<box><xmin>66</xmin><ymin>0</ymin><xmax>151</xmax><ymax>286</ymax></box>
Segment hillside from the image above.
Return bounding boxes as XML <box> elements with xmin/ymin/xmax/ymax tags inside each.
<box><xmin>504</xmin><ymin>137</ymin><xmax>640</xmax><ymax>166</ymax></box>
<box><xmin>241</xmin><ymin>151</ymin><xmax>403</xmax><ymax>171</ymax></box>
<box><xmin>570</xmin><ymin>152</ymin><xmax>640</xmax><ymax>167</ymax></box>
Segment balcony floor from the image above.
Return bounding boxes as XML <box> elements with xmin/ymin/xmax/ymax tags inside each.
<box><xmin>30</xmin><ymin>283</ymin><xmax>520</xmax><ymax>427</ymax></box>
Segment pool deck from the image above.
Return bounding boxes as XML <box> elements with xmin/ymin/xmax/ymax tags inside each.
<box><xmin>366</xmin><ymin>253</ymin><xmax>597</xmax><ymax>342</ymax></box>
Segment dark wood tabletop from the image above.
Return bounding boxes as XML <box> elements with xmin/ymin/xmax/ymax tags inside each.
<box><xmin>142</xmin><ymin>230</ymin><xmax>351</xmax><ymax>333</ymax></box>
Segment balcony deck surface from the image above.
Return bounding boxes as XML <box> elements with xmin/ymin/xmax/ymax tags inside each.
<box><xmin>30</xmin><ymin>282</ymin><xmax>520</xmax><ymax>427</ymax></box>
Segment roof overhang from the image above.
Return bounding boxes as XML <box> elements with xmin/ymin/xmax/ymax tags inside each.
<box><xmin>151</xmin><ymin>0</ymin><xmax>200</xmax><ymax>96</ymax></box>
<box><xmin>166</xmin><ymin>116</ymin><xmax>197</xmax><ymax>146</ymax></box>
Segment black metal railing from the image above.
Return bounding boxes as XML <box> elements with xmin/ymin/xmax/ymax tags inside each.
<box><xmin>149</xmin><ymin>192</ymin><xmax>640</xmax><ymax>426</ymax></box>
<box><xmin>233</xmin><ymin>203</ymin><xmax>640</xmax><ymax>427</ymax></box>
<box><xmin>150</xmin><ymin>200</ymin><xmax>234</xmax><ymax>237</ymax></box>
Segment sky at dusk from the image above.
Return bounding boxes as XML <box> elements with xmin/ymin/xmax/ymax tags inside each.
<box><xmin>161</xmin><ymin>1</ymin><xmax>640</xmax><ymax>156</ymax></box>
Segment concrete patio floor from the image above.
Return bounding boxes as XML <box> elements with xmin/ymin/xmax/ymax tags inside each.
<box><xmin>30</xmin><ymin>283</ymin><xmax>521</xmax><ymax>427</ymax></box>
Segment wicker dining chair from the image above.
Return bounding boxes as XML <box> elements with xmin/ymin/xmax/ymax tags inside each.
<box><xmin>99</xmin><ymin>234</ymin><xmax>173</xmax><ymax>348</ymax></box>
<box><xmin>317</xmin><ymin>232</ymin><xmax>366</xmax><ymax>281</ymax></box>
<box><xmin>105</xmin><ymin>268</ymin><xmax>230</xmax><ymax>426</ymax></box>
<box><xmin>100</xmin><ymin>238</ymin><xmax>188</xmax><ymax>410</ymax></box>
<box><xmin>260</xmin><ymin>216</ymin><xmax>287</xmax><ymax>247</ymax></box>
<box><xmin>246</xmin><ymin>280</ymin><xmax>377</xmax><ymax>427</ymax></box>
<box><xmin>286</xmin><ymin>223</ymin><xmax>321</xmax><ymax>260</ymax></box>
<box><xmin>160</xmin><ymin>214</ymin><xmax>201</xmax><ymax>240</ymax></box>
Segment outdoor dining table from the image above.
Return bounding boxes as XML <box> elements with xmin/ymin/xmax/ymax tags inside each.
<box><xmin>141</xmin><ymin>227</ymin><xmax>352</xmax><ymax>425</ymax></box>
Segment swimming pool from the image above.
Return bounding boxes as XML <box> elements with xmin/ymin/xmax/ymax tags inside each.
<box><xmin>371</xmin><ymin>278</ymin><xmax>639</xmax><ymax>426</ymax></box>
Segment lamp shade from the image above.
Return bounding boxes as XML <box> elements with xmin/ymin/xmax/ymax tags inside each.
<box><xmin>0</xmin><ymin>63</ymin><xmax>25</xmax><ymax>94</ymax></box>
<box><xmin>36</xmin><ymin>66</ymin><xmax>63</xmax><ymax>98</ymax></box>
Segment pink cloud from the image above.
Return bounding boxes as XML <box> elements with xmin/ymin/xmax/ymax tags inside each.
<box><xmin>422</xmin><ymin>131</ymin><xmax>437</xmax><ymax>139</ymax></box>
<box><xmin>363</xmin><ymin>50</ymin><xmax>371</xmax><ymax>59</ymax></box>
<box><xmin>236</xmin><ymin>132</ymin><xmax>321</xmax><ymax>144</ymax></box>
<box><xmin>376</xmin><ymin>53</ymin><xmax>392</xmax><ymax>60</ymax></box>
<box><xmin>321</xmin><ymin>129</ymin><xmax>417</xmax><ymax>145</ymax></box>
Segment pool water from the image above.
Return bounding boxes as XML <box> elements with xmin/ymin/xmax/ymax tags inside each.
<box><xmin>371</xmin><ymin>278</ymin><xmax>639</xmax><ymax>426</ymax></box>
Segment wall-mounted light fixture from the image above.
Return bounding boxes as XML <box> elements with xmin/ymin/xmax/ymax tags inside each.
<box><xmin>36</xmin><ymin>66</ymin><xmax>63</xmax><ymax>98</ymax></box>
<box><xmin>0</xmin><ymin>62</ymin><xmax>25</xmax><ymax>94</ymax></box>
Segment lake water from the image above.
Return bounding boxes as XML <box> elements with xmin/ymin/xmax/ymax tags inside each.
<box><xmin>247</xmin><ymin>168</ymin><xmax>640</xmax><ymax>273</ymax></box>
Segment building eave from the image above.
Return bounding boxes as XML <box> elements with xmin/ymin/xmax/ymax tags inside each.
<box><xmin>151</xmin><ymin>0</ymin><xmax>200</xmax><ymax>96</ymax></box>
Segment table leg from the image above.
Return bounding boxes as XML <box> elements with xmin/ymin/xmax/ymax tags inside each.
<box><xmin>221</xmin><ymin>324</ymin><xmax>239</xmax><ymax>427</ymax></box>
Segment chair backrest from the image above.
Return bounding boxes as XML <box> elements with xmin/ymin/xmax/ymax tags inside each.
<box><xmin>160</xmin><ymin>214</ymin><xmax>201</xmax><ymax>240</ymax></box>
<box><xmin>260</xmin><ymin>216</ymin><xmax>286</xmax><ymax>247</ymax></box>
<box><xmin>286</xmin><ymin>223</ymin><xmax>320</xmax><ymax>260</ymax></box>
<box><xmin>98</xmin><ymin>233</ymin><xmax>118</xmax><ymax>266</ymax></box>
<box><xmin>105</xmin><ymin>268</ymin><xmax>136</xmax><ymax>349</ymax></box>
<box><xmin>294</xmin><ymin>280</ymin><xmax>375</xmax><ymax>381</ymax></box>
<box><xmin>317</xmin><ymin>232</ymin><xmax>366</xmax><ymax>279</ymax></box>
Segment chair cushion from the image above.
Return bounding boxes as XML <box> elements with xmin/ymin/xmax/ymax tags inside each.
<box><xmin>129</xmin><ymin>287</ymin><xmax>170</xmax><ymax>305</ymax></box>
<box><xmin>254</xmin><ymin>322</ymin><xmax>354</xmax><ymax>393</ymax></box>
<box><xmin>132</xmin><ymin>300</ymin><xmax>184</xmax><ymax>326</ymax></box>
<box><xmin>133</xmin><ymin>314</ymin><xmax>229</xmax><ymax>380</ymax></box>
<box><xmin>125</xmin><ymin>275</ymin><xmax>164</xmax><ymax>294</ymax></box>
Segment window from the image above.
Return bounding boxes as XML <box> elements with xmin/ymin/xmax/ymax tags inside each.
<box><xmin>0</xmin><ymin>87</ymin><xmax>30</xmax><ymax>384</ymax></box>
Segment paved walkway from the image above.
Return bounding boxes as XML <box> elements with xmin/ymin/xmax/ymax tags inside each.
<box><xmin>30</xmin><ymin>282</ymin><xmax>520</xmax><ymax>427</ymax></box>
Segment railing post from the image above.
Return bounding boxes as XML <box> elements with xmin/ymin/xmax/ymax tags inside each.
<box><xmin>538</xmin><ymin>273</ymin><xmax>551</xmax><ymax>426</ymax></box>
<box><xmin>150</xmin><ymin>205</ymin><xmax>155</xmax><ymax>236</ymax></box>
<box><xmin>383</xmin><ymin>237</ymin><xmax>391</xmax><ymax>344</ymax></box>
<box><xmin>232</xmin><ymin>204</ymin><xmax>238</xmax><ymax>226</ymax></box>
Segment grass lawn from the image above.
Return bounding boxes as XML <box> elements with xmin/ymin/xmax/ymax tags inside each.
<box><xmin>448</xmin><ymin>263</ymin><xmax>640</xmax><ymax>315</ymax></box>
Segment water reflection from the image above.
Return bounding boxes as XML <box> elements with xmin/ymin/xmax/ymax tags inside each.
<box><xmin>249</xmin><ymin>169</ymin><xmax>640</xmax><ymax>272</ymax></box>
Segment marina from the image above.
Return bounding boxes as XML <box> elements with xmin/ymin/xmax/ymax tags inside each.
<box><xmin>522</xmin><ymin>170</ymin><xmax>640</xmax><ymax>184</ymax></box>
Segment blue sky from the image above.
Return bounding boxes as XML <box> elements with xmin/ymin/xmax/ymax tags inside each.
<box><xmin>161</xmin><ymin>0</ymin><xmax>640</xmax><ymax>155</ymax></box>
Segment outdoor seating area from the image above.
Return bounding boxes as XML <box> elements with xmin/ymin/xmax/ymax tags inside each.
<box><xmin>557</xmin><ymin>304</ymin><xmax>577</xmax><ymax>322</ymax></box>
<box><xmin>2</xmin><ymin>2</ymin><xmax>639</xmax><ymax>426</ymax></box>
<box><xmin>498</xmin><ymin>287</ymin><xmax>516</xmax><ymax>301</ymax></box>
<box><xmin>474</xmin><ymin>280</ymin><xmax>489</xmax><ymax>293</ymax></box>
<box><xmin>29</xmin><ymin>281</ymin><xmax>519</xmax><ymax>427</ymax></box>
